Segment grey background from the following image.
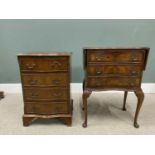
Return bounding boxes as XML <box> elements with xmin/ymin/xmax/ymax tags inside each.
<box><xmin>0</xmin><ymin>19</ymin><xmax>154</xmax><ymax>83</ymax></box>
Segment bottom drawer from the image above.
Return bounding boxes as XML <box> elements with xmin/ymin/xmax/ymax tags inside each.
<box><xmin>87</xmin><ymin>77</ymin><xmax>141</xmax><ymax>88</ymax></box>
<box><xmin>24</xmin><ymin>102</ymin><xmax>68</xmax><ymax>115</ymax></box>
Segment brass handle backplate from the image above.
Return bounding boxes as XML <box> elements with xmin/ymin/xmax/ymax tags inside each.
<box><xmin>53</xmin><ymin>92</ymin><xmax>62</xmax><ymax>97</ymax></box>
<box><xmin>52</xmin><ymin>80</ymin><xmax>60</xmax><ymax>85</ymax></box>
<box><xmin>50</xmin><ymin>61</ymin><xmax>62</xmax><ymax>67</ymax></box>
<box><xmin>26</xmin><ymin>64</ymin><xmax>36</xmax><ymax>69</ymax></box>
<box><xmin>29</xmin><ymin>80</ymin><xmax>37</xmax><ymax>85</ymax></box>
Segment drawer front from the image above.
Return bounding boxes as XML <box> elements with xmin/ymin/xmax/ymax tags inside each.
<box><xmin>87</xmin><ymin>77</ymin><xmax>141</xmax><ymax>88</ymax></box>
<box><xmin>87</xmin><ymin>65</ymin><xmax>142</xmax><ymax>76</ymax></box>
<box><xmin>24</xmin><ymin>88</ymin><xmax>68</xmax><ymax>101</ymax></box>
<box><xmin>22</xmin><ymin>73</ymin><xmax>68</xmax><ymax>87</ymax></box>
<box><xmin>24</xmin><ymin>102</ymin><xmax>68</xmax><ymax>115</ymax></box>
<box><xmin>87</xmin><ymin>50</ymin><xmax>144</xmax><ymax>63</ymax></box>
<box><xmin>19</xmin><ymin>56</ymin><xmax>69</xmax><ymax>72</ymax></box>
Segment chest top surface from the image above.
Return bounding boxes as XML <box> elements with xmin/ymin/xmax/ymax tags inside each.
<box><xmin>17</xmin><ymin>52</ymin><xmax>72</xmax><ymax>57</ymax></box>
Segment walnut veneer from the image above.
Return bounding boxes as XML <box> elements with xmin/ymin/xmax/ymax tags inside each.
<box><xmin>18</xmin><ymin>53</ymin><xmax>73</xmax><ymax>126</ymax></box>
<box><xmin>82</xmin><ymin>48</ymin><xmax>149</xmax><ymax>128</ymax></box>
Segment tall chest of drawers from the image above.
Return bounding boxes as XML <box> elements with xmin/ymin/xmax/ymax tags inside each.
<box><xmin>82</xmin><ymin>48</ymin><xmax>149</xmax><ymax>128</ymax></box>
<box><xmin>18</xmin><ymin>53</ymin><xmax>73</xmax><ymax>126</ymax></box>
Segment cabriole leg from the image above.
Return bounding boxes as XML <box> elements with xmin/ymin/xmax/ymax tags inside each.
<box><xmin>82</xmin><ymin>90</ymin><xmax>91</xmax><ymax>128</ymax></box>
<box><xmin>134</xmin><ymin>89</ymin><xmax>144</xmax><ymax>128</ymax></box>
<box><xmin>122</xmin><ymin>91</ymin><xmax>128</xmax><ymax>111</ymax></box>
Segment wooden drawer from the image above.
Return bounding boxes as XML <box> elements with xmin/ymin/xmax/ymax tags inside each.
<box><xmin>87</xmin><ymin>64</ymin><xmax>142</xmax><ymax>76</ymax></box>
<box><xmin>24</xmin><ymin>88</ymin><xmax>68</xmax><ymax>101</ymax></box>
<box><xmin>87</xmin><ymin>77</ymin><xmax>141</xmax><ymax>88</ymax></box>
<box><xmin>22</xmin><ymin>73</ymin><xmax>68</xmax><ymax>87</ymax></box>
<box><xmin>24</xmin><ymin>102</ymin><xmax>68</xmax><ymax>115</ymax></box>
<box><xmin>18</xmin><ymin>56</ymin><xmax>69</xmax><ymax>72</ymax></box>
<box><xmin>87</xmin><ymin>50</ymin><xmax>144</xmax><ymax>63</ymax></box>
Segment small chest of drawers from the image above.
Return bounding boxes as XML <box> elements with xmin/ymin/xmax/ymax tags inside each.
<box><xmin>18</xmin><ymin>53</ymin><xmax>73</xmax><ymax>126</ymax></box>
<box><xmin>82</xmin><ymin>48</ymin><xmax>149</xmax><ymax>128</ymax></box>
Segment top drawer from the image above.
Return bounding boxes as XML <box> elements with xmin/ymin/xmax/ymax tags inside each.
<box><xmin>18</xmin><ymin>56</ymin><xmax>69</xmax><ymax>72</ymax></box>
<box><xmin>87</xmin><ymin>50</ymin><xmax>144</xmax><ymax>63</ymax></box>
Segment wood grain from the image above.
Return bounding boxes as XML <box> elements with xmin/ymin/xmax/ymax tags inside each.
<box><xmin>82</xmin><ymin>48</ymin><xmax>149</xmax><ymax>128</ymax></box>
<box><xmin>18</xmin><ymin>53</ymin><xmax>73</xmax><ymax>126</ymax></box>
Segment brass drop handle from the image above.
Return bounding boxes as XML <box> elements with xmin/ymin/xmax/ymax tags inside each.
<box><xmin>26</xmin><ymin>64</ymin><xmax>36</xmax><ymax>69</ymax></box>
<box><xmin>30</xmin><ymin>92</ymin><xmax>39</xmax><ymax>97</ymax></box>
<box><xmin>50</xmin><ymin>61</ymin><xmax>62</xmax><ymax>66</ymax></box>
<box><xmin>29</xmin><ymin>80</ymin><xmax>37</xmax><ymax>85</ymax></box>
<box><xmin>96</xmin><ymin>71</ymin><xmax>102</xmax><ymax>74</ymax></box>
<box><xmin>53</xmin><ymin>92</ymin><xmax>62</xmax><ymax>97</ymax></box>
<box><xmin>52</xmin><ymin>80</ymin><xmax>60</xmax><ymax>85</ymax></box>
<box><xmin>96</xmin><ymin>56</ymin><xmax>101</xmax><ymax>61</ymax></box>
<box><xmin>131</xmin><ymin>70</ymin><xmax>137</xmax><ymax>74</ymax></box>
<box><xmin>131</xmin><ymin>57</ymin><xmax>138</xmax><ymax>62</ymax></box>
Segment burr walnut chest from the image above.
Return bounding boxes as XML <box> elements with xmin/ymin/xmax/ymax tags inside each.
<box><xmin>18</xmin><ymin>53</ymin><xmax>73</xmax><ymax>126</ymax></box>
<box><xmin>82</xmin><ymin>48</ymin><xmax>149</xmax><ymax>128</ymax></box>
